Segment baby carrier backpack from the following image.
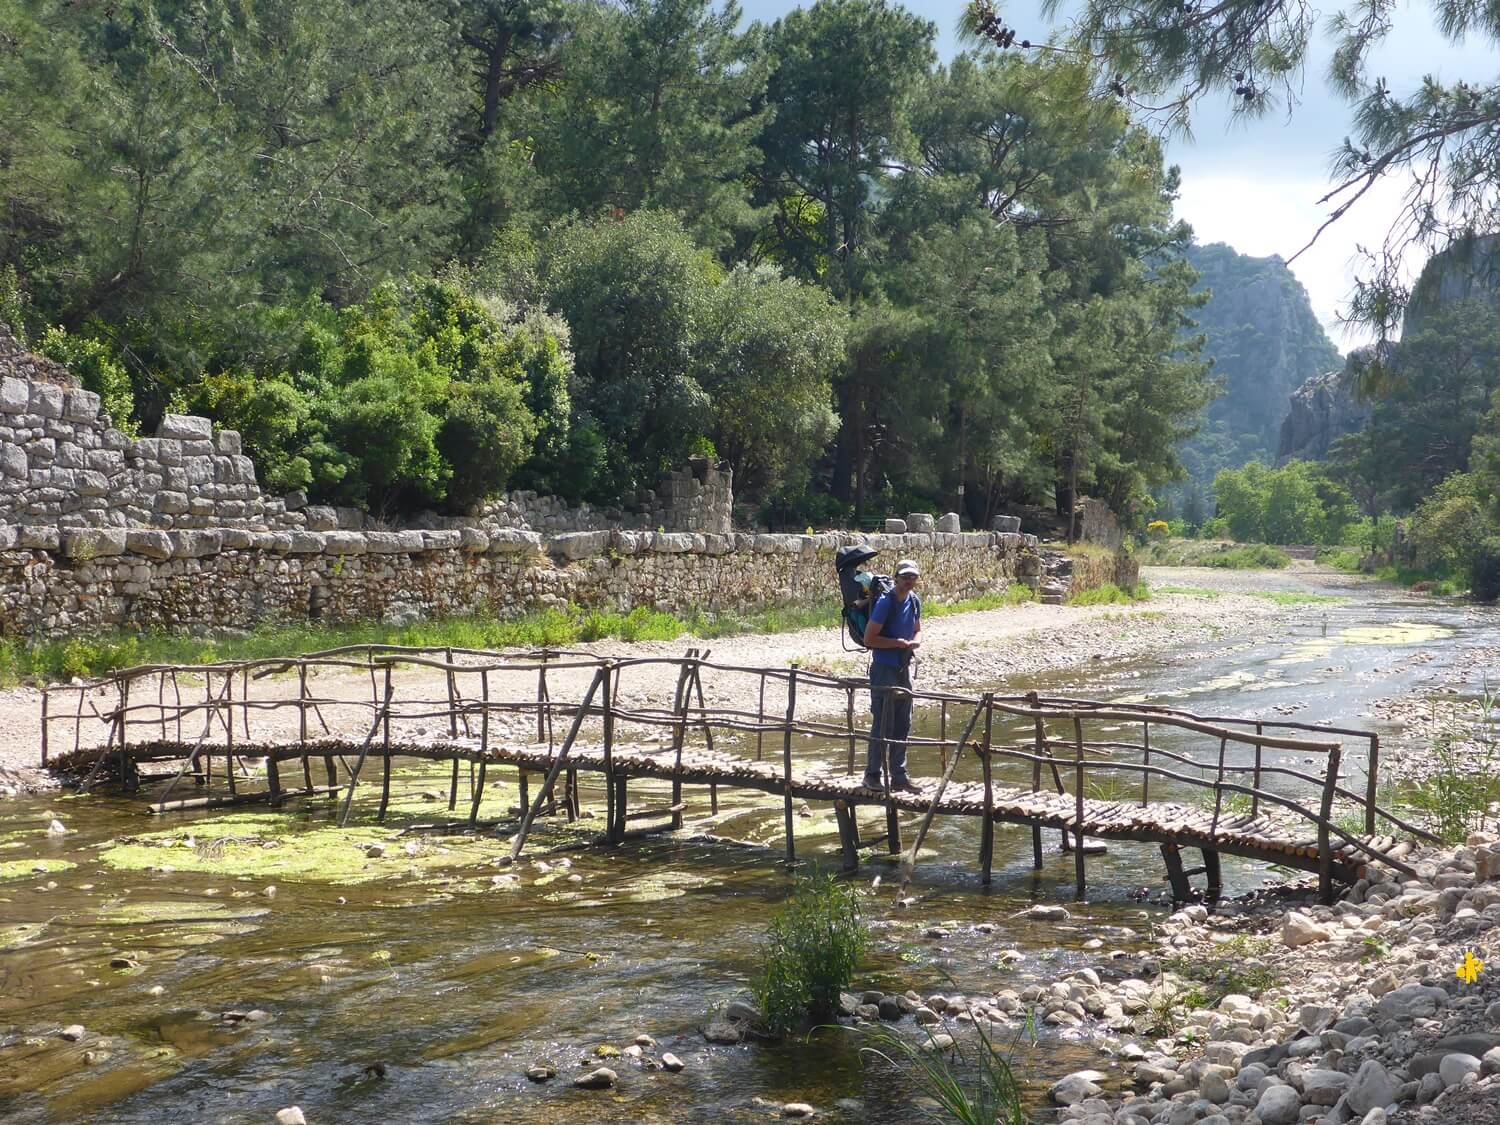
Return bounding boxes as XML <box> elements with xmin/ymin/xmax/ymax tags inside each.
<box><xmin>834</xmin><ymin>544</ymin><xmax>893</xmax><ymax>650</ymax></box>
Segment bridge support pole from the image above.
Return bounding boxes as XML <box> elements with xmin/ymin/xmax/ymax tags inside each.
<box><xmin>1201</xmin><ymin>848</ymin><xmax>1222</xmax><ymax>900</ymax></box>
<box><xmin>1161</xmin><ymin>843</ymin><xmax>1191</xmax><ymax>905</ymax></box>
<box><xmin>608</xmin><ymin>775</ymin><xmax>627</xmax><ymax>845</ymax></box>
<box><xmin>834</xmin><ymin>801</ymin><xmax>859</xmax><ymax>873</ymax></box>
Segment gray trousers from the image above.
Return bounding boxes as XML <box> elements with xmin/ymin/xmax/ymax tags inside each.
<box><xmin>866</xmin><ymin>659</ymin><xmax>912</xmax><ymax>785</ymax></box>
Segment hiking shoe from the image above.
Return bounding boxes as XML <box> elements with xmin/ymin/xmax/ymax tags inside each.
<box><xmin>892</xmin><ymin>779</ymin><xmax>922</xmax><ymax>795</ymax></box>
<box><xmin>860</xmin><ymin>777</ymin><xmax>883</xmax><ymax>792</ymax></box>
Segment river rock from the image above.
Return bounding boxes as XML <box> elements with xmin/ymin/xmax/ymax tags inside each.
<box><xmin>877</xmin><ymin>996</ymin><xmax>903</xmax><ymax>1021</ymax></box>
<box><xmin>1347</xmin><ymin>1060</ymin><xmax>1398</xmax><ymax>1116</ymax></box>
<box><xmin>1253</xmin><ymin>1083</ymin><xmax>1301</xmax><ymax>1125</ymax></box>
<box><xmin>1282</xmin><ymin>911</ymin><xmax>1333</xmax><ymax>946</ymax></box>
<box><xmin>1359</xmin><ymin>1111</ymin><xmax>1387</xmax><ymax>1125</ymax></box>
<box><xmin>275</xmin><ymin>1109</ymin><xmax>306</xmax><ymax>1125</ymax></box>
<box><xmin>573</xmin><ymin>1067</ymin><xmax>616</xmax><ymax>1089</ymax></box>
<box><xmin>782</xmin><ymin>1104</ymin><xmax>815</xmax><ymax>1118</ymax></box>
<box><xmin>703</xmin><ymin>1020</ymin><xmax>742</xmax><ymax>1044</ymax></box>
<box><xmin>59</xmin><ymin>1025</ymin><xmax>85</xmax><ymax>1041</ymax></box>
<box><xmin>1049</xmin><ymin>1071</ymin><xmax>1104</xmax><ymax>1105</ymax></box>
<box><xmin>724</xmin><ymin>1000</ymin><xmax>761</xmax><ymax>1024</ymax></box>
<box><xmin>46</xmin><ymin>818</ymin><xmax>67</xmax><ymax>837</ymax></box>
<box><xmin>1438</xmin><ymin>1052</ymin><xmax>1482</xmax><ymax>1086</ymax></box>
<box><xmin>526</xmin><ymin>1062</ymin><xmax>555</xmax><ymax>1082</ymax></box>
<box><xmin>1027</xmin><ymin>905</ymin><xmax>1070</xmax><ymax>922</ymax></box>
<box><xmin>918</xmin><ymin>1033</ymin><xmax>954</xmax><ymax>1052</ymax></box>
<box><xmin>661</xmin><ymin>1052</ymin><xmax>684</xmax><ymax>1072</ymax></box>
<box><xmin>1483</xmin><ymin>1046</ymin><xmax>1500</xmax><ymax>1076</ymax></box>
<box><xmin>1374</xmin><ymin>984</ymin><xmax>1447</xmax><ymax>1021</ymax></box>
<box><xmin>1199</xmin><ymin>1071</ymin><xmax>1231</xmax><ymax>1103</ymax></box>
<box><xmin>1301</xmin><ymin>1068</ymin><xmax>1350</xmax><ymax>1105</ymax></box>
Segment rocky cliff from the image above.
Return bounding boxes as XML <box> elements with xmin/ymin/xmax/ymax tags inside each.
<box><xmin>1276</xmin><ymin>361</ymin><xmax>1371</xmax><ymax>462</ymax></box>
<box><xmin>1173</xmin><ymin>244</ymin><xmax>1341</xmax><ymax>490</ymax></box>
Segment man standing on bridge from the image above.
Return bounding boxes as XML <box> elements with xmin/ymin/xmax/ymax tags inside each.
<box><xmin>862</xmin><ymin>558</ymin><xmax>922</xmax><ymax>793</ymax></box>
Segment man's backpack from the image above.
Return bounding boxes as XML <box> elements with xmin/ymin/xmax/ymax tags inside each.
<box><xmin>835</xmin><ymin>544</ymin><xmax>893</xmax><ymax>650</ymax></box>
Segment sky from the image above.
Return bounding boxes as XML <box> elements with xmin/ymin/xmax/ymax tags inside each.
<box><xmin>740</xmin><ymin>0</ymin><xmax>1496</xmax><ymax>351</ymax></box>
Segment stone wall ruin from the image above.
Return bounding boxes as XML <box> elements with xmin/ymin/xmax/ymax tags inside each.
<box><xmin>0</xmin><ymin>325</ymin><xmax>1043</xmax><ymax>638</ymax></box>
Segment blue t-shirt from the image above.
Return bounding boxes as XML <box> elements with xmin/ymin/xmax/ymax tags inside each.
<box><xmin>869</xmin><ymin>590</ymin><xmax>920</xmax><ymax>666</ymax></box>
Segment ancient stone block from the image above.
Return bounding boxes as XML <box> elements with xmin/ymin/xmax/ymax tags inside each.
<box><xmin>324</xmin><ymin>531</ymin><xmax>367</xmax><ymax>555</ymax></box>
<box><xmin>172</xmin><ymin>530</ymin><xmax>224</xmax><ymax>558</ymax></box>
<box><xmin>459</xmin><ymin>527</ymin><xmax>488</xmax><ymax>552</ymax></box>
<box><xmin>60</xmin><ymin>527</ymin><xmax>127</xmax><ymax>558</ymax></box>
<box><xmin>219</xmin><ymin>528</ymin><xmax>254</xmax><ymax>550</ymax></box>
<box><xmin>181</xmin><ymin>439</ymin><xmax>214</xmax><ymax>459</ymax></box>
<box><xmin>364</xmin><ymin>532</ymin><xmax>406</xmax><ymax>554</ymax></box>
<box><xmin>419</xmin><ymin>530</ymin><xmax>462</xmax><ymax>551</ymax></box>
<box><xmin>63</xmin><ymin>389</ymin><xmax>101</xmax><ymax>423</ymax></box>
<box><xmin>548</xmin><ymin>530</ymin><xmax>609</xmax><ymax>560</ymax></box>
<box><xmin>884</xmin><ymin>519</ymin><xmax>906</xmax><ymax>533</ymax></box>
<box><xmin>76</xmin><ymin>471</ymin><xmax>109</xmax><ymax>496</ymax></box>
<box><xmin>156</xmin><ymin>413</ymin><xmax>212</xmax><ymax>441</ymax></box>
<box><xmin>0</xmin><ymin>443</ymin><xmax>25</xmax><ymax>478</ymax></box>
<box><xmin>335</xmin><ymin>507</ymin><xmax>364</xmax><ymax>530</ymax></box>
<box><xmin>29</xmin><ymin>383</ymin><xmax>63</xmax><ymax>419</ymax></box>
<box><xmin>937</xmin><ymin>512</ymin><xmax>961</xmax><ymax>533</ymax></box>
<box><xmin>87</xmin><ymin>449</ymin><xmax>124</xmax><ymax>475</ymax></box>
<box><xmin>125</xmin><ymin>530</ymin><xmax>173</xmax><ymax>559</ymax></box>
<box><xmin>652</xmin><ymin>532</ymin><xmax>694</xmax><ymax>553</ymax></box>
<box><xmin>17</xmin><ymin>526</ymin><xmax>59</xmax><ymax>549</ymax></box>
<box><xmin>214</xmin><ymin>429</ymin><xmax>242</xmax><ymax>455</ymax></box>
<box><xmin>155</xmin><ymin>491</ymin><xmax>190</xmax><ymax>516</ymax></box>
<box><xmin>302</xmin><ymin>506</ymin><xmax>337</xmax><ymax>532</ymax></box>
<box><xmin>991</xmin><ymin>515</ymin><xmax>1021</xmax><ymax>533</ymax></box>
<box><xmin>486</xmin><ymin>528</ymin><xmax>543</xmax><ymax>554</ymax></box>
<box><xmin>26</xmin><ymin>437</ymin><xmax>56</xmax><ymax>465</ymax></box>
<box><xmin>905</xmin><ymin>512</ymin><xmax>936</xmax><ymax>533</ymax></box>
<box><xmin>185</xmin><ymin>458</ymin><xmax>213</xmax><ymax>487</ymax></box>
<box><xmin>0</xmin><ymin>377</ymin><xmax>28</xmax><ymax>413</ymax></box>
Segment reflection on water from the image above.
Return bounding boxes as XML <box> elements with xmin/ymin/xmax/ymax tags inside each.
<box><xmin>0</xmin><ymin>569</ymin><xmax>1491</xmax><ymax>1123</ymax></box>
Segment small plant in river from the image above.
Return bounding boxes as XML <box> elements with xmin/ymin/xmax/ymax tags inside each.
<box><xmin>1159</xmin><ymin>934</ymin><xmax>1280</xmax><ymax>1010</ymax></box>
<box><xmin>752</xmin><ymin>869</ymin><xmax>867</xmax><ymax>1036</ymax></box>
<box><xmin>855</xmin><ymin>1000</ymin><xmax>1032</xmax><ymax>1125</ymax></box>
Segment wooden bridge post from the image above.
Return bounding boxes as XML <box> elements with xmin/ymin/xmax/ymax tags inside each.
<box><xmin>939</xmin><ymin>701</ymin><xmax>949</xmax><ymax>773</ymax></box>
<box><xmin>1252</xmin><ymin>720</ymin><xmax>1263</xmax><ymax>818</ymax></box>
<box><xmin>669</xmin><ymin>661</ymin><xmax>692</xmax><ymax>830</ymax></box>
<box><xmin>689</xmin><ymin>657</ymin><xmax>719</xmax><ymax>814</ymax></box>
<box><xmin>834</xmin><ymin>800</ymin><xmax>859</xmax><ymax>872</ymax></box>
<box><xmin>1210</xmin><ymin>735</ymin><xmax>1228</xmax><ymax>834</ymax></box>
<box><xmin>296</xmin><ymin>663</ymin><xmax>312</xmax><ymax>793</ymax></box>
<box><xmin>377</xmin><ymin>663</ymin><xmax>393</xmax><ymax>822</ymax></box>
<box><xmin>1072</xmin><ymin>716</ymin><xmax>1086</xmax><ymax>899</ymax></box>
<box><xmin>759</xmin><ymin>674</ymin><xmax>768</xmax><ymax>763</ymax></box>
<box><xmin>1030</xmin><ymin>715</ymin><xmax>1045</xmax><ymax>869</ymax></box>
<box><xmin>844</xmin><ymin>685</ymin><xmax>854</xmax><ymax>774</ymax></box>
<box><xmin>603</xmin><ymin>665</ymin><xmax>620</xmax><ymax>844</ymax></box>
<box><xmin>39</xmin><ymin>688</ymin><xmax>49</xmax><ymax>767</ymax></box>
<box><xmin>782</xmin><ymin>669</ymin><xmax>797</xmax><ymax>864</ymax></box>
<box><xmin>1161</xmin><ymin>843</ymin><xmax>1191</xmax><ymax>905</ymax></box>
<box><xmin>222</xmin><ymin>673</ymin><xmax>236</xmax><ymax>797</ymax></box>
<box><xmin>1140</xmin><ymin>721</ymin><xmax>1150</xmax><ymax>807</ymax></box>
<box><xmin>1202</xmin><ymin>849</ymin><xmax>1223</xmax><ymax>900</ymax></box>
<box><xmin>471</xmin><ymin>670</ymin><xmax>489</xmax><ymax>828</ymax></box>
<box><xmin>1366</xmin><ymin>734</ymin><xmax>1379</xmax><ymax>835</ymax></box>
<box><xmin>980</xmin><ymin>701</ymin><xmax>995</xmax><ymax>884</ymax></box>
<box><xmin>1318</xmin><ymin>744</ymin><xmax>1342</xmax><ymax>904</ymax></box>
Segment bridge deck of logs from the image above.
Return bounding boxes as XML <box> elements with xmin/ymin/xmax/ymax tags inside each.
<box><xmin>42</xmin><ymin>645</ymin><xmax>1438</xmax><ymax>904</ymax></box>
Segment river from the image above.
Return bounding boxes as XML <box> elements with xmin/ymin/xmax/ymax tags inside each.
<box><xmin>0</xmin><ymin>565</ymin><xmax>1492</xmax><ymax>1123</ymax></box>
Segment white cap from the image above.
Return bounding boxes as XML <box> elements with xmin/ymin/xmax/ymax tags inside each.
<box><xmin>895</xmin><ymin>559</ymin><xmax>920</xmax><ymax>577</ymax></box>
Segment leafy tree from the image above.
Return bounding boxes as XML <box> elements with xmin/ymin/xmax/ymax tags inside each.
<box><xmin>534</xmin><ymin>0</ymin><xmax>769</xmax><ymax>248</ymax></box>
<box><xmin>755</xmin><ymin>0</ymin><xmax>937</xmax><ymax>298</ymax></box>
<box><xmin>698</xmin><ymin>265</ymin><xmax>845</xmax><ymax>499</ymax></box>
<box><xmin>1212</xmin><ymin>459</ymin><xmax>1357</xmax><ymax>545</ymax></box>
<box><xmin>540</xmin><ymin>210</ymin><xmax>714</xmax><ymax>500</ymax></box>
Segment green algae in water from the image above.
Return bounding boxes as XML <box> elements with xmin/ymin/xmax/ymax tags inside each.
<box><xmin>0</xmin><ymin>857</ymin><xmax>75</xmax><ymax>880</ymax></box>
<box><xmin>98</xmin><ymin>812</ymin><xmax>506</xmax><ymax>885</ymax></box>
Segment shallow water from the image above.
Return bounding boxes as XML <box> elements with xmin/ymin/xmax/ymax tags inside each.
<box><xmin>0</xmin><ymin>567</ymin><xmax>1492</xmax><ymax>1123</ymax></box>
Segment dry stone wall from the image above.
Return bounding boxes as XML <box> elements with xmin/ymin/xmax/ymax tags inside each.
<box><xmin>0</xmin><ymin>326</ymin><xmax>1040</xmax><ymax>638</ymax></box>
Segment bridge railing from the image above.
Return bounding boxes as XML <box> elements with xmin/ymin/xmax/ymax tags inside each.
<box><xmin>40</xmin><ymin>648</ymin><xmax>1433</xmax><ymax>897</ymax></box>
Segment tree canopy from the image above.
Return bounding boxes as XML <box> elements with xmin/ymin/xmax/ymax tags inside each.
<box><xmin>0</xmin><ymin>0</ymin><xmax>1220</xmax><ymax>527</ymax></box>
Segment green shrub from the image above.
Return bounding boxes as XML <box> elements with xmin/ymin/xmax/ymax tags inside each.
<box><xmin>1471</xmin><ymin>537</ymin><xmax>1500</xmax><ymax>602</ymax></box>
<box><xmin>1202</xmin><ymin>544</ymin><xmax>1290</xmax><ymax>569</ymax></box>
<box><xmin>857</xmin><ymin>1009</ymin><xmax>1029</xmax><ymax>1125</ymax></box>
<box><xmin>1067</xmin><ymin>582</ymin><xmax>1147</xmax><ymax>606</ymax></box>
<box><xmin>38</xmin><ymin>326</ymin><xmax>137</xmax><ymax>433</ymax></box>
<box><xmin>1317</xmin><ymin>547</ymin><xmax>1363</xmax><ymax>572</ymax></box>
<box><xmin>752</xmin><ymin>870</ymin><xmax>867</xmax><ymax>1035</ymax></box>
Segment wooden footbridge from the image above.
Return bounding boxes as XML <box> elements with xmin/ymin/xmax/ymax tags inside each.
<box><xmin>42</xmin><ymin>646</ymin><xmax>1437</xmax><ymax>903</ymax></box>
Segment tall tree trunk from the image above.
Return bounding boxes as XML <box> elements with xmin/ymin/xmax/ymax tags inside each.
<box><xmin>480</xmin><ymin>31</ymin><xmax>514</xmax><ymax>139</ymax></box>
